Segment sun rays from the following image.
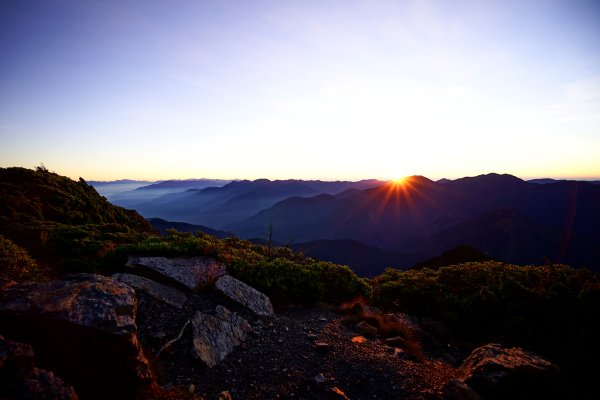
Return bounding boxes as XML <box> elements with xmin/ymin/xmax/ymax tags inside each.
<box><xmin>363</xmin><ymin>176</ymin><xmax>438</xmax><ymax>238</ymax></box>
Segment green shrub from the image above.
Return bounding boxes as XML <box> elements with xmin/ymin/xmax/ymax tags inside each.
<box><xmin>0</xmin><ymin>234</ymin><xmax>48</xmax><ymax>281</ymax></box>
<box><xmin>227</xmin><ymin>257</ymin><xmax>369</xmax><ymax>305</ymax></box>
<box><xmin>371</xmin><ymin>262</ymin><xmax>600</xmax><ymax>392</ymax></box>
<box><xmin>118</xmin><ymin>231</ymin><xmax>370</xmax><ymax>305</ymax></box>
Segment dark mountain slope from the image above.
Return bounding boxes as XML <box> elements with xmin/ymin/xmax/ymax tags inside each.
<box><xmin>0</xmin><ymin>167</ymin><xmax>151</xmax><ymax>231</ymax></box>
<box><xmin>291</xmin><ymin>239</ymin><xmax>419</xmax><ymax>277</ymax></box>
<box><xmin>230</xmin><ymin>193</ymin><xmax>344</xmax><ymax>242</ymax></box>
<box><xmin>233</xmin><ymin>176</ymin><xmax>447</xmax><ymax>247</ymax></box>
<box><xmin>147</xmin><ymin>218</ymin><xmax>232</xmax><ymax>239</ymax></box>
<box><xmin>232</xmin><ymin>174</ymin><xmax>600</xmax><ymax>271</ymax></box>
<box><xmin>0</xmin><ymin>167</ymin><xmax>153</xmax><ymax>276</ymax></box>
<box><xmin>411</xmin><ymin>245</ymin><xmax>494</xmax><ymax>270</ymax></box>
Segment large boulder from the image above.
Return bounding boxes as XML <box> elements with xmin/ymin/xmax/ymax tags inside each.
<box><xmin>127</xmin><ymin>256</ymin><xmax>227</xmax><ymax>290</ymax></box>
<box><xmin>113</xmin><ymin>272</ymin><xmax>187</xmax><ymax>308</ymax></box>
<box><xmin>0</xmin><ymin>335</ymin><xmax>78</xmax><ymax>400</ymax></box>
<box><xmin>0</xmin><ymin>274</ymin><xmax>155</xmax><ymax>400</ymax></box>
<box><xmin>454</xmin><ymin>343</ymin><xmax>561</xmax><ymax>400</ymax></box>
<box><xmin>0</xmin><ymin>273</ymin><xmax>137</xmax><ymax>335</ymax></box>
<box><xmin>214</xmin><ymin>275</ymin><xmax>274</xmax><ymax>316</ymax></box>
<box><xmin>191</xmin><ymin>305</ymin><xmax>252</xmax><ymax>368</ymax></box>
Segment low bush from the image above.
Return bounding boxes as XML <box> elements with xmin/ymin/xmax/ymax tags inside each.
<box><xmin>118</xmin><ymin>230</ymin><xmax>370</xmax><ymax>305</ymax></box>
<box><xmin>0</xmin><ymin>234</ymin><xmax>49</xmax><ymax>282</ymax></box>
<box><xmin>371</xmin><ymin>262</ymin><xmax>600</xmax><ymax>391</ymax></box>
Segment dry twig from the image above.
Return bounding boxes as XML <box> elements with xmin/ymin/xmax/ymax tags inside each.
<box><xmin>155</xmin><ymin>319</ymin><xmax>191</xmax><ymax>360</ymax></box>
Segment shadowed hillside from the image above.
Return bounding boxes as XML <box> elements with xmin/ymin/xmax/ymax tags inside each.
<box><xmin>0</xmin><ymin>166</ymin><xmax>153</xmax><ymax>276</ymax></box>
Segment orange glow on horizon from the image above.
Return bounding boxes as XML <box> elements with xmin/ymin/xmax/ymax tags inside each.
<box><xmin>391</xmin><ymin>177</ymin><xmax>408</xmax><ymax>186</ymax></box>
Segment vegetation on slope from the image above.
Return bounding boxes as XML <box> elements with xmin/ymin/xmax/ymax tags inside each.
<box><xmin>0</xmin><ymin>166</ymin><xmax>151</xmax><ymax>229</ymax></box>
<box><xmin>0</xmin><ymin>234</ymin><xmax>48</xmax><ymax>282</ymax></box>
<box><xmin>371</xmin><ymin>262</ymin><xmax>600</xmax><ymax>395</ymax></box>
<box><xmin>119</xmin><ymin>230</ymin><xmax>370</xmax><ymax>305</ymax></box>
<box><xmin>0</xmin><ymin>166</ymin><xmax>153</xmax><ymax>275</ymax></box>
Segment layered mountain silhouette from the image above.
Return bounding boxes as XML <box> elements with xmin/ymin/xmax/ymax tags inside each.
<box><xmin>106</xmin><ymin>179</ymin><xmax>231</xmax><ymax>208</ymax></box>
<box><xmin>233</xmin><ymin>174</ymin><xmax>600</xmax><ymax>270</ymax></box>
<box><xmin>97</xmin><ymin>174</ymin><xmax>600</xmax><ymax>273</ymax></box>
<box><xmin>127</xmin><ymin>179</ymin><xmax>384</xmax><ymax>228</ymax></box>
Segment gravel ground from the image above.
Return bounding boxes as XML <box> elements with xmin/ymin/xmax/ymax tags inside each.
<box><xmin>135</xmin><ymin>291</ymin><xmax>456</xmax><ymax>400</ymax></box>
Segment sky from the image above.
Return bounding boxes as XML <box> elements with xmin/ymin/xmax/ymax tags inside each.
<box><xmin>1</xmin><ymin>0</ymin><xmax>599</xmax><ymax>181</ymax></box>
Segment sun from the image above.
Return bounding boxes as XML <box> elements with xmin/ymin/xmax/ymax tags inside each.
<box><xmin>391</xmin><ymin>177</ymin><xmax>408</xmax><ymax>186</ymax></box>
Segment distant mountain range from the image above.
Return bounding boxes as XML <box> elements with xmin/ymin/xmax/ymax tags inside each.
<box><xmin>92</xmin><ymin>179</ymin><xmax>231</xmax><ymax>208</ymax></box>
<box><xmin>88</xmin><ymin>180</ymin><xmax>154</xmax><ymax>198</ymax></box>
<box><xmin>126</xmin><ymin>179</ymin><xmax>384</xmax><ymax>229</ymax></box>
<box><xmin>528</xmin><ymin>178</ymin><xmax>600</xmax><ymax>185</ymax></box>
<box><xmin>98</xmin><ymin>174</ymin><xmax>600</xmax><ymax>274</ymax></box>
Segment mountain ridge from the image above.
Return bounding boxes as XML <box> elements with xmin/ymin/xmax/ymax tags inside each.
<box><xmin>93</xmin><ymin>172</ymin><xmax>600</xmax><ymax>272</ymax></box>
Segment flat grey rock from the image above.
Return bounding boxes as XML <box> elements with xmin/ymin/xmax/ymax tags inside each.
<box><xmin>214</xmin><ymin>275</ymin><xmax>274</xmax><ymax>316</ymax></box>
<box><xmin>128</xmin><ymin>256</ymin><xmax>226</xmax><ymax>290</ymax></box>
<box><xmin>191</xmin><ymin>305</ymin><xmax>251</xmax><ymax>368</ymax></box>
<box><xmin>112</xmin><ymin>273</ymin><xmax>187</xmax><ymax>308</ymax></box>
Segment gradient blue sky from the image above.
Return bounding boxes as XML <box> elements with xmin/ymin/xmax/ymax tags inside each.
<box><xmin>1</xmin><ymin>0</ymin><xmax>599</xmax><ymax>181</ymax></box>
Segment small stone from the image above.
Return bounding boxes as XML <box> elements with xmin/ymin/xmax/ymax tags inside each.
<box><xmin>394</xmin><ymin>348</ymin><xmax>407</xmax><ymax>359</ymax></box>
<box><xmin>330</xmin><ymin>386</ymin><xmax>351</xmax><ymax>400</ymax></box>
<box><xmin>355</xmin><ymin>321</ymin><xmax>378</xmax><ymax>336</ymax></box>
<box><xmin>218</xmin><ymin>390</ymin><xmax>232</xmax><ymax>400</ymax></box>
<box><xmin>152</xmin><ymin>332</ymin><xmax>167</xmax><ymax>339</ymax></box>
<box><xmin>312</xmin><ymin>373</ymin><xmax>328</xmax><ymax>388</ymax></box>
<box><xmin>314</xmin><ymin>342</ymin><xmax>330</xmax><ymax>351</ymax></box>
<box><xmin>189</xmin><ymin>384</ymin><xmax>195</xmax><ymax>394</ymax></box>
<box><xmin>384</xmin><ymin>336</ymin><xmax>407</xmax><ymax>348</ymax></box>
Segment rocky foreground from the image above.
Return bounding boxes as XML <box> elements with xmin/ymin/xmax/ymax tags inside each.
<box><xmin>1</xmin><ymin>256</ymin><xmax>562</xmax><ymax>400</ymax></box>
